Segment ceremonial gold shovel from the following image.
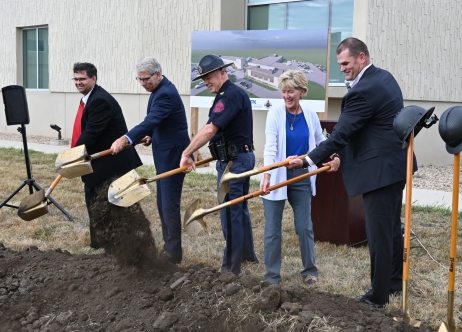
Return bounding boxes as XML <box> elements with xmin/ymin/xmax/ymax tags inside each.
<box><xmin>439</xmin><ymin>151</ymin><xmax>462</xmax><ymax>332</ymax></box>
<box><xmin>393</xmin><ymin>131</ymin><xmax>421</xmax><ymax>327</ymax></box>
<box><xmin>108</xmin><ymin>157</ymin><xmax>214</xmax><ymax>207</ymax></box>
<box><xmin>55</xmin><ymin>138</ymin><xmax>147</xmax><ymax>179</ymax></box>
<box><xmin>17</xmin><ymin>174</ymin><xmax>63</xmax><ymax>221</ymax></box>
<box><xmin>183</xmin><ymin>165</ymin><xmax>330</xmax><ymax>237</ymax></box>
<box><xmin>217</xmin><ymin>154</ymin><xmax>308</xmax><ymax>203</ymax></box>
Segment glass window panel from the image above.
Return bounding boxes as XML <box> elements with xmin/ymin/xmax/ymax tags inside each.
<box><xmin>248</xmin><ymin>5</ymin><xmax>269</xmax><ymax>30</ymax></box>
<box><xmin>38</xmin><ymin>28</ymin><xmax>49</xmax><ymax>89</ymax></box>
<box><xmin>330</xmin><ymin>0</ymin><xmax>354</xmax><ymax>83</ymax></box>
<box><xmin>23</xmin><ymin>29</ymin><xmax>37</xmax><ymax>89</ymax></box>
<box><xmin>268</xmin><ymin>4</ymin><xmax>285</xmax><ymax>30</ymax></box>
<box><xmin>287</xmin><ymin>1</ymin><xmax>328</xmax><ymax>30</ymax></box>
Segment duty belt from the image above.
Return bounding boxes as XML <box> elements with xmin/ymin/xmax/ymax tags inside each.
<box><xmin>208</xmin><ymin>142</ymin><xmax>254</xmax><ymax>162</ymax></box>
<box><xmin>236</xmin><ymin>144</ymin><xmax>255</xmax><ymax>153</ymax></box>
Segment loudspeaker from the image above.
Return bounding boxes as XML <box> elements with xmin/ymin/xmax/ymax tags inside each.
<box><xmin>2</xmin><ymin>85</ymin><xmax>30</xmax><ymax>126</ymax></box>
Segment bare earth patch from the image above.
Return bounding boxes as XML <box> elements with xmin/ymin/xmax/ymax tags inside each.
<box><xmin>0</xmin><ymin>135</ymin><xmax>450</xmax><ymax>331</ymax></box>
<box><xmin>0</xmin><ymin>243</ymin><xmax>436</xmax><ymax>332</ymax></box>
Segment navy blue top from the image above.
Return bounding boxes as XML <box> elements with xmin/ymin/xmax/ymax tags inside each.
<box><xmin>286</xmin><ymin>111</ymin><xmax>309</xmax><ymax>157</ymax></box>
<box><xmin>207</xmin><ymin>80</ymin><xmax>253</xmax><ymax>145</ymax></box>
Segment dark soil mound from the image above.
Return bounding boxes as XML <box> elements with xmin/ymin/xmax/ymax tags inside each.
<box><xmin>90</xmin><ymin>181</ymin><xmax>159</xmax><ymax>269</ymax></box>
<box><xmin>0</xmin><ymin>243</ymin><xmax>436</xmax><ymax>332</ymax></box>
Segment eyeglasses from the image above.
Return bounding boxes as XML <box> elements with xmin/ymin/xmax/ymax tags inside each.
<box><xmin>71</xmin><ymin>77</ymin><xmax>89</xmax><ymax>82</ymax></box>
<box><xmin>135</xmin><ymin>73</ymin><xmax>156</xmax><ymax>83</ymax></box>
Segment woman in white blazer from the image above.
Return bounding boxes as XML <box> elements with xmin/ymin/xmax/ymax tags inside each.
<box><xmin>260</xmin><ymin>70</ymin><xmax>339</xmax><ymax>285</ymax></box>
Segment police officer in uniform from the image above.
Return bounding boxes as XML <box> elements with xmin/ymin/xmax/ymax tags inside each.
<box><xmin>180</xmin><ymin>54</ymin><xmax>258</xmax><ymax>275</ymax></box>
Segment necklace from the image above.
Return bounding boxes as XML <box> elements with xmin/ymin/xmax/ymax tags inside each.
<box><xmin>286</xmin><ymin>106</ymin><xmax>300</xmax><ymax>131</ymax></box>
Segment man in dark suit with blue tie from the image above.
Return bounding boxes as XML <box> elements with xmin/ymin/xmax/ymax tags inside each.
<box><xmin>111</xmin><ymin>57</ymin><xmax>190</xmax><ymax>264</ymax></box>
<box><xmin>72</xmin><ymin>62</ymin><xmax>142</xmax><ymax>249</ymax></box>
<box><xmin>291</xmin><ymin>38</ymin><xmax>412</xmax><ymax>307</ymax></box>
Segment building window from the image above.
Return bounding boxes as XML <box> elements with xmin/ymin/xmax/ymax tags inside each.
<box><xmin>247</xmin><ymin>0</ymin><xmax>354</xmax><ymax>83</ymax></box>
<box><xmin>23</xmin><ymin>27</ymin><xmax>49</xmax><ymax>89</ymax></box>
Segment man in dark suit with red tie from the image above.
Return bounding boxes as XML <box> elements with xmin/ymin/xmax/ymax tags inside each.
<box><xmin>72</xmin><ymin>62</ymin><xmax>142</xmax><ymax>249</ymax></box>
<box><xmin>291</xmin><ymin>38</ymin><xmax>414</xmax><ymax>308</ymax></box>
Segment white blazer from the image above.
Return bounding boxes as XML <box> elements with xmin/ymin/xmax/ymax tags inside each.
<box><xmin>260</xmin><ymin>104</ymin><xmax>325</xmax><ymax>201</ymax></box>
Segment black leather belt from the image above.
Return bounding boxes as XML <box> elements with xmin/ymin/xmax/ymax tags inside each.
<box><xmin>236</xmin><ymin>144</ymin><xmax>255</xmax><ymax>153</ymax></box>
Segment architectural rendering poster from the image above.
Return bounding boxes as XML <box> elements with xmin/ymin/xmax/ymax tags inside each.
<box><xmin>190</xmin><ymin>29</ymin><xmax>328</xmax><ymax>112</ymax></box>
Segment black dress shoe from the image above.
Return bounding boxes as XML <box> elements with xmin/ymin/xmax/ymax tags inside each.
<box><xmin>389</xmin><ymin>289</ymin><xmax>402</xmax><ymax>296</ymax></box>
<box><xmin>160</xmin><ymin>249</ymin><xmax>181</xmax><ymax>264</ymax></box>
<box><xmin>242</xmin><ymin>258</ymin><xmax>259</xmax><ymax>264</ymax></box>
<box><xmin>355</xmin><ymin>295</ymin><xmax>385</xmax><ymax>309</ymax></box>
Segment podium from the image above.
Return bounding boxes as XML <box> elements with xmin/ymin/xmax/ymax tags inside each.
<box><xmin>311</xmin><ymin>120</ymin><xmax>366</xmax><ymax>246</ymax></box>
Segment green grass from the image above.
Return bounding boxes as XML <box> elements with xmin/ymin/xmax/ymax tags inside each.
<box><xmin>303</xmin><ymin>81</ymin><xmax>327</xmax><ymax>101</ymax></box>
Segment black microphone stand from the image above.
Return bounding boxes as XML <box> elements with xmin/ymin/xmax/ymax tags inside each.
<box><xmin>0</xmin><ymin>124</ymin><xmax>73</xmax><ymax>221</ymax></box>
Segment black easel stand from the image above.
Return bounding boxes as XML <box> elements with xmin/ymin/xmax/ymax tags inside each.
<box><xmin>0</xmin><ymin>124</ymin><xmax>73</xmax><ymax>221</ymax></box>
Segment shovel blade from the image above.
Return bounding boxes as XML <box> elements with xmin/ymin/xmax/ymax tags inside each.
<box><xmin>55</xmin><ymin>145</ymin><xmax>93</xmax><ymax>179</ymax></box>
<box><xmin>217</xmin><ymin>162</ymin><xmax>233</xmax><ymax>203</ymax></box>
<box><xmin>217</xmin><ymin>181</ymin><xmax>230</xmax><ymax>204</ymax></box>
<box><xmin>57</xmin><ymin>160</ymin><xmax>93</xmax><ymax>179</ymax></box>
<box><xmin>183</xmin><ymin>199</ymin><xmax>207</xmax><ymax>236</ymax></box>
<box><xmin>393</xmin><ymin>316</ymin><xmax>421</xmax><ymax>328</ymax></box>
<box><xmin>438</xmin><ymin>321</ymin><xmax>461</xmax><ymax>332</ymax></box>
<box><xmin>108</xmin><ymin>170</ymin><xmax>151</xmax><ymax>207</ymax></box>
<box><xmin>184</xmin><ymin>218</ymin><xmax>206</xmax><ymax>237</ymax></box>
<box><xmin>18</xmin><ymin>190</ymin><xmax>48</xmax><ymax>221</ymax></box>
<box><xmin>55</xmin><ymin>145</ymin><xmax>87</xmax><ymax>169</ymax></box>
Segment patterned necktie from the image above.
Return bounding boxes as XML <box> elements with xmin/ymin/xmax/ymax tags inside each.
<box><xmin>345</xmin><ymin>81</ymin><xmax>351</xmax><ymax>90</ymax></box>
<box><xmin>71</xmin><ymin>100</ymin><xmax>85</xmax><ymax>148</ymax></box>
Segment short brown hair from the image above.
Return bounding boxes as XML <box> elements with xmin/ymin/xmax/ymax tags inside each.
<box><xmin>73</xmin><ymin>62</ymin><xmax>97</xmax><ymax>79</ymax></box>
<box><xmin>337</xmin><ymin>38</ymin><xmax>370</xmax><ymax>58</ymax></box>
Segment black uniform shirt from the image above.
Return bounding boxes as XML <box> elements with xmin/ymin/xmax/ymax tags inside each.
<box><xmin>207</xmin><ymin>80</ymin><xmax>253</xmax><ymax>145</ymax></box>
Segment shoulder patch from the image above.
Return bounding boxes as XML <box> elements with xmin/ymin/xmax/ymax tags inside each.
<box><xmin>213</xmin><ymin>100</ymin><xmax>225</xmax><ymax>113</ymax></box>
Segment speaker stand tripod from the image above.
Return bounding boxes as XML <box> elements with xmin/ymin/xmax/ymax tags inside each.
<box><xmin>0</xmin><ymin>124</ymin><xmax>73</xmax><ymax>221</ymax></box>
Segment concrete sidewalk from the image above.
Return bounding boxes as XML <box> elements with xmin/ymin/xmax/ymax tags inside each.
<box><xmin>1</xmin><ymin>139</ymin><xmax>460</xmax><ymax>211</ymax></box>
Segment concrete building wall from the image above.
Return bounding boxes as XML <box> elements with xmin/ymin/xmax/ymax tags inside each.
<box><xmin>0</xmin><ymin>0</ymin><xmax>244</xmax><ymax>141</ymax></box>
<box><xmin>0</xmin><ymin>0</ymin><xmax>459</xmax><ymax>165</ymax></box>
<box><xmin>367</xmin><ymin>0</ymin><xmax>462</xmax><ymax>103</ymax></box>
<box><xmin>0</xmin><ymin>0</ymin><xmax>223</xmax><ymax>94</ymax></box>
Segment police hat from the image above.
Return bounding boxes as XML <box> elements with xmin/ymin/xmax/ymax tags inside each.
<box><xmin>438</xmin><ymin>106</ymin><xmax>462</xmax><ymax>154</ymax></box>
<box><xmin>393</xmin><ymin>105</ymin><xmax>438</xmax><ymax>149</ymax></box>
<box><xmin>192</xmin><ymin>55</ymin><xmax>233</xmax><ymax>81</ymax></box>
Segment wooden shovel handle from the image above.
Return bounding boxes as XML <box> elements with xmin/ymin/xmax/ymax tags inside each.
<box><xmin>230</xmin><ymin>165</ymin><xmax>330</xmax><ymax>205</ymax></box>
<box><xmin>90</xmin><ymin>137</ymin><xmax>148</xmax><ymax>160</ymax></box>
<box><xmin>45</xmin><ymin>174</ymin><xmax>63</xmax><ymax>198</ymax></box>
<box><xmin>448</xmin><ymin>152</ymin><xmax>460</xmax><ymax>292</ymax></box>
<box><xmin>257</xmin><ymin>154</ymin><xmax>308</xmax><ymax>173</ymax></box>
<box><xmin>154</xmin><ymin>157</ymin><xmax>215</xmax><ymax>181</ymax></box>
<box><xmin>402</xmin><ymin>131</ymin><xmax>414</xmax><ymax>282</ymax></box>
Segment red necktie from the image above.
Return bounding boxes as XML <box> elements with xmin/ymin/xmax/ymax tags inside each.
<box><xmin>71</xmin><ymin>100</ymin><xmax>85</xmax><ymax>148</ymax></box>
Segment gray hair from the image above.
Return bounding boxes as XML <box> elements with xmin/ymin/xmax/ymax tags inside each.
<box><xmin>136</xmin><ymin>57</ymin><xmax>162</xmax><ymax>75</ymax></box>
<box><xmin>278</xmin><ymin>70</ymin><xmax>308</xmax><ymax>96</ymax></box>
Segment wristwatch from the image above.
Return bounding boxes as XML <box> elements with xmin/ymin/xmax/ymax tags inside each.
<box><xmin>331</xmin><ymin>153</ymin><xmax>340</xmax><ymax>160</ymax></box>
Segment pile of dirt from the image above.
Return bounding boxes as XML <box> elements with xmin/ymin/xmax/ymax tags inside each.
<box><xmin>0</xmin><ymin>243</ymin><xmax>437</xmax><ymax>332</ymax></box>
<box><xmin>90</xmin><ymin>182</ymin><xmax>159</xmax><ymax>269</ymax></box>
<box><xmin>0</xmin><ymin>183</ymin><xmax>437</xmax><ymax>331</ymax></box>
